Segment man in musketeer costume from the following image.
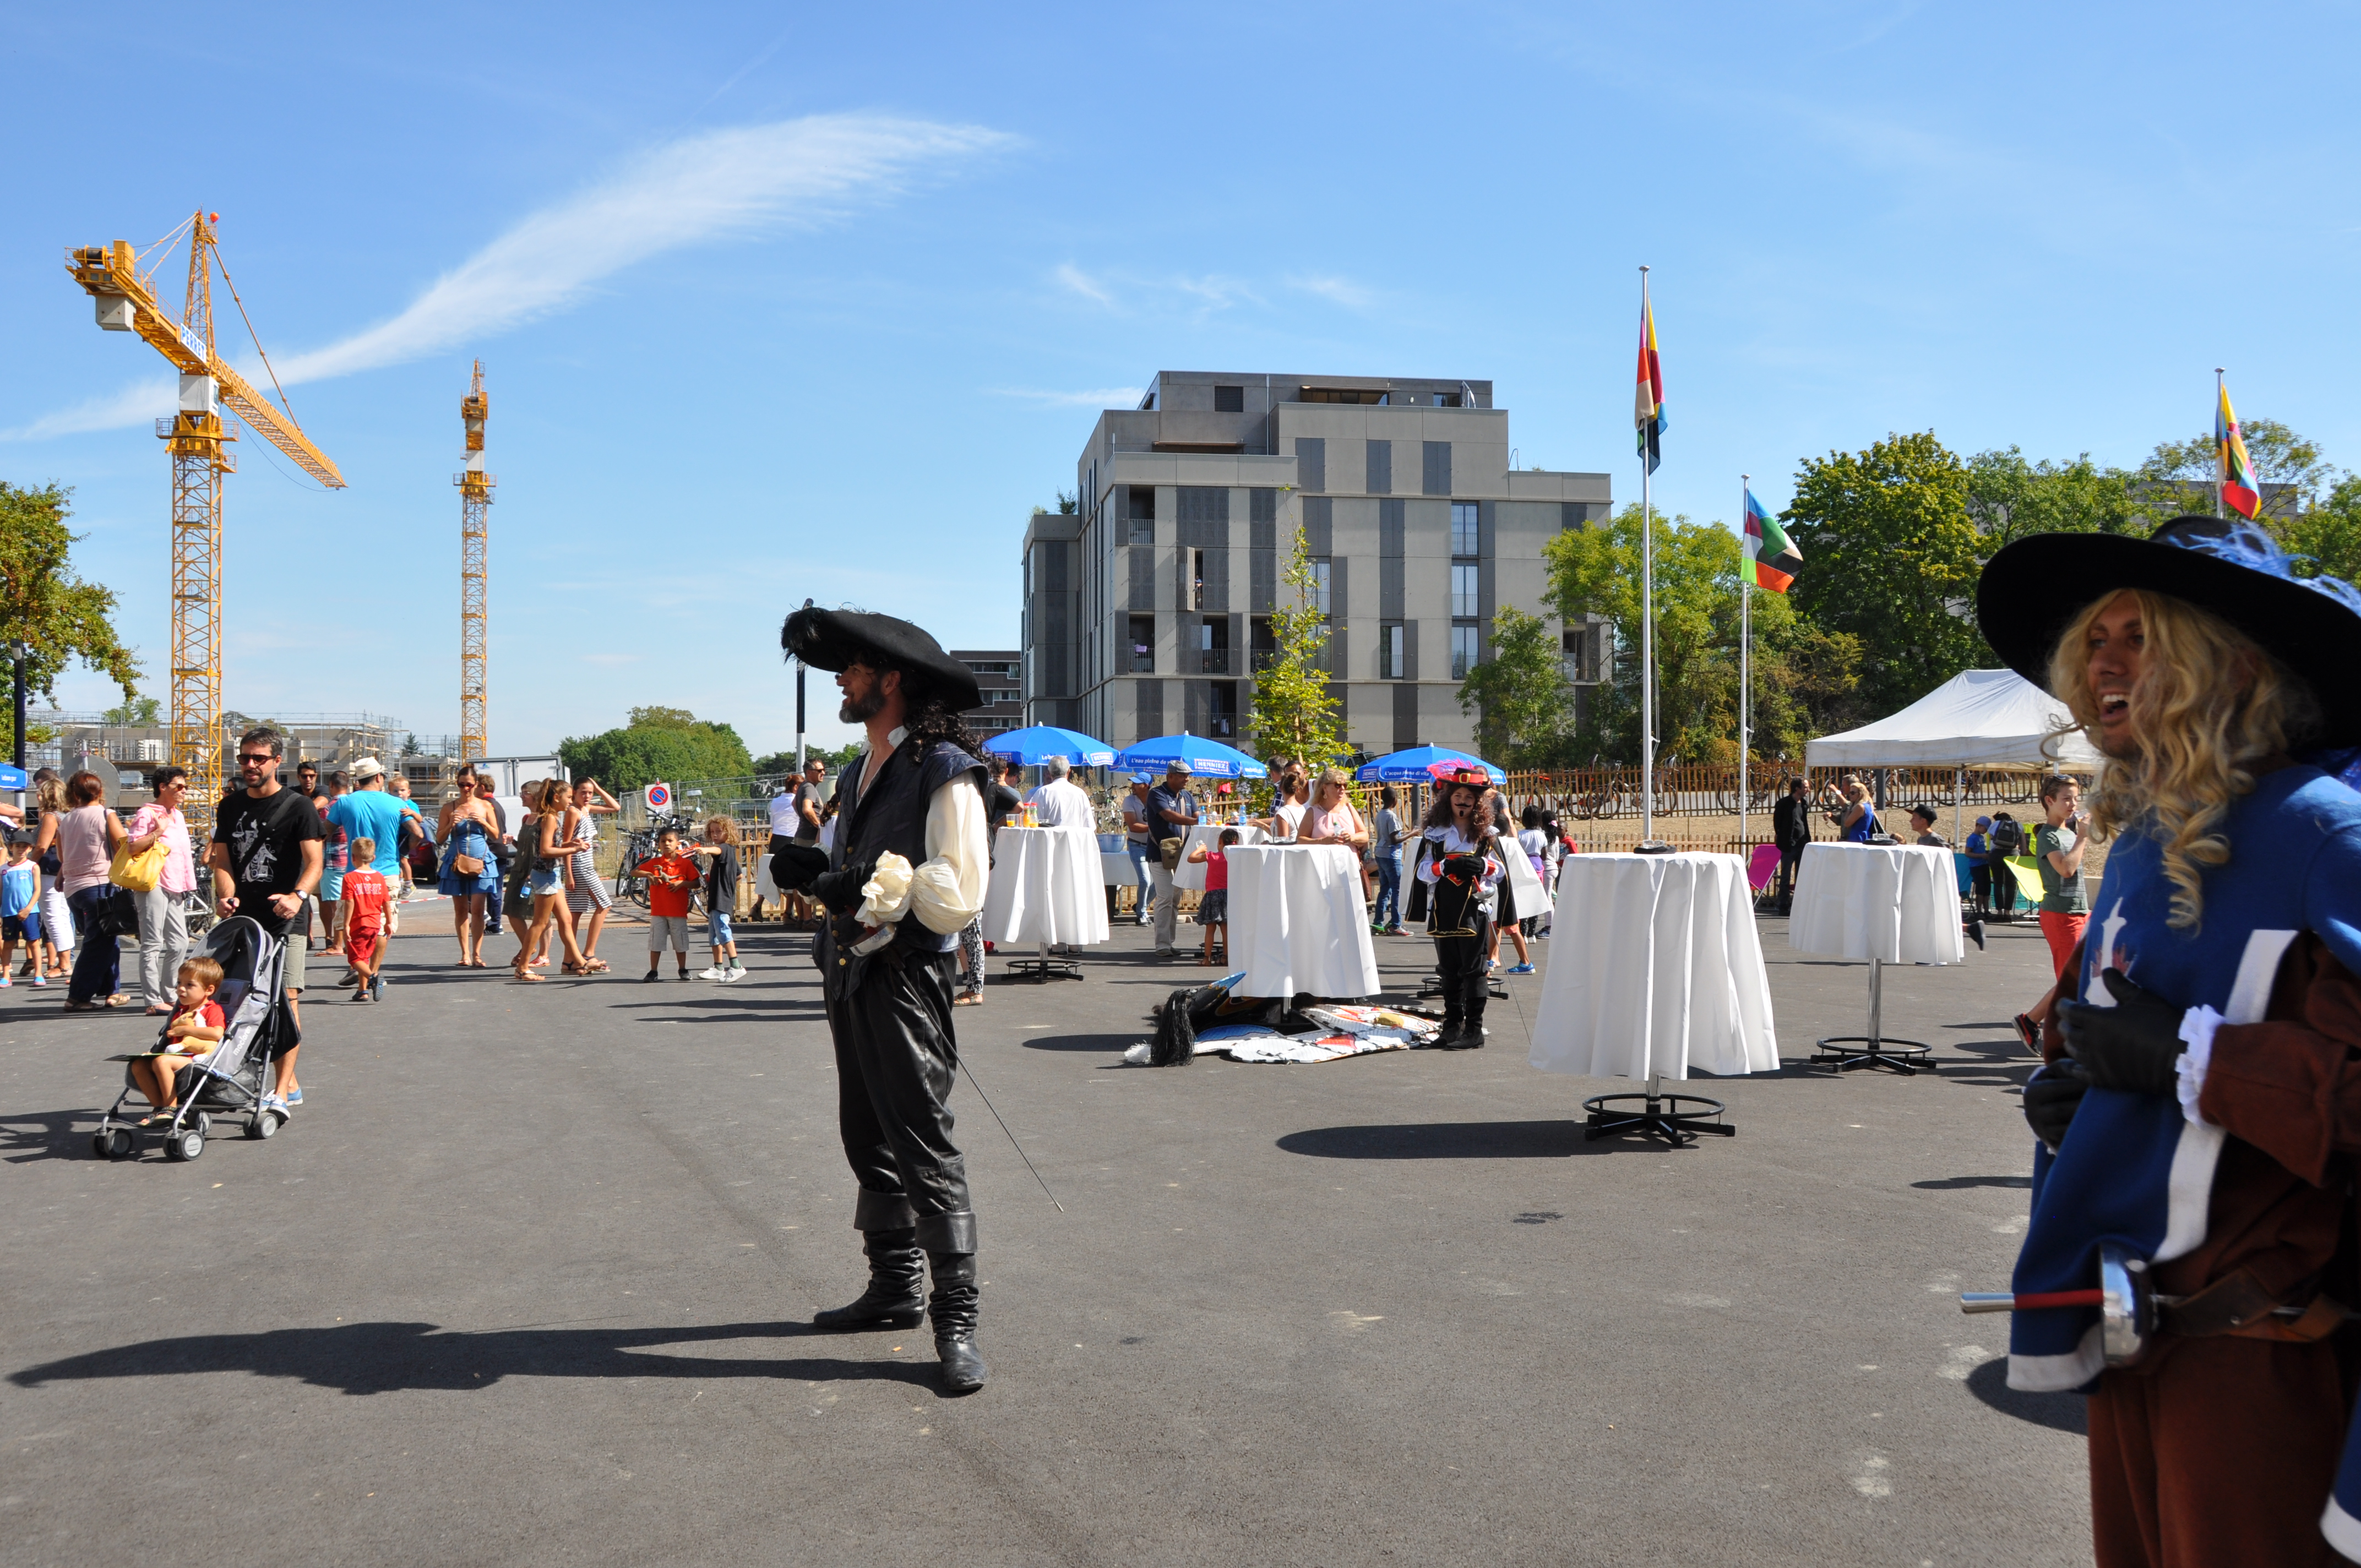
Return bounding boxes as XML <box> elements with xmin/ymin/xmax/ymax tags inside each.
<box><xmin>1979</xmin><ymin>518</ymin><xmax>2361</xmax><ymax>1565</ymax></box>
<box><xmin>1417</xmin><ymin>769</ymin><xmax>1504</xmax><ymax>1050</ymax></box>
<box><xmin>770</xmin><ymin>606</ymin><xmax>993</xmax><ymax>1393</ymax></box>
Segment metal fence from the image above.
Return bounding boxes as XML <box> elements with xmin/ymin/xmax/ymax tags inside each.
<box><xmin>1493</xmin><ymin>764</ymin><xmax>2090</xmax><ymax>822</ymax></box>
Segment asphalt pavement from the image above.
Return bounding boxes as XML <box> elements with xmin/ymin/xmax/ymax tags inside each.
<box><xmin>0</xmin><ymin>900</ymin><xmax>2085</xmax><ymax>1567</ymax></box>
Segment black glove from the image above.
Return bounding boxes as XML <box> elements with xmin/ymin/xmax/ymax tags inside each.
<box><xmin>2059</xmin><ymin>968</ymin><xmax>2186</xmax><ymax>1096</ymax></box>
<box><xmin>770</xmin><ymin>843</ymin><xmax>829</xmax><ymax>892</ymax></box>
<box><xmin>2023</xmin><ymin>1060</ymin><xmax>2090</xmax><ymax>1149</ymax></box>
<box><xmin>810</xmin><ymin>856</ymin><xmax>876</xmax><ymax>914</ymax></box>
<box><xmin>1438</xmin><ymin>853</ymin><xmax>1488</xmax><ymax>882</ymax></box>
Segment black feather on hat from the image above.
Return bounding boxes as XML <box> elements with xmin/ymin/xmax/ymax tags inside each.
<box><xmin>1976</xmin><ymin>516</ymin><xmax>2361</xmax><ymax>747</ymax></box>
<box><xmin>781</xmin><ymin>603</ymin><xmax>981</xmax><ymax>712</ymax></box>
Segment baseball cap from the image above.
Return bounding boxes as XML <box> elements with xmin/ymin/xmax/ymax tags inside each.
<box><xmin>1974</xmin><ymin>815</ymin><xmax>1992</xmax><ymax>827</ymax></box>
<box><xmin>1129</xmin><ymin>772</ymin><xmax>1150</xmax><ymax>784</ymax></box>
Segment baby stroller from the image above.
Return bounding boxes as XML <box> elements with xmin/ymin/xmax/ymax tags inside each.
<box><xmin>91</xmin><ymin>916</ymin><xmax>293</xmax><ymax>1162</ymax></box>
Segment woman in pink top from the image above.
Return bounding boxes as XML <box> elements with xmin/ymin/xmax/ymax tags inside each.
<box><xmin>125</xmin><ymin>767</ymin><xmax>197</xmax><ymax>1014</ymax></box>
<box><xmin>58</xmin><ymin>770</ymin><xmax>129</xmax><ymax>1010</ymax></box>
<box><xmin>1298</xmin><ymin>769</ymin><xmax>1371</xmax><ymax>892</ymax></box>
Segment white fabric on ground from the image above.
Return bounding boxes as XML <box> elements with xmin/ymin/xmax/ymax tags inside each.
<box><xmin>1529</xmin><ymin>852</ymin><xmax>1780</xmax><ymax>1080</ymax></box>
<box><xmin>978</xmin><ymin>824</ymin><xmax>1112</xmax><ymax>948</ymax></box>
<box><xmin>1787</xmin><ymin>842</ymin><xmax>1964</xmax><ymax>966</ymax></box>
<box><xmin>1222</xmin><ymin>843</ymin><xmax>1379</xmax><ymax>999</ymax></box>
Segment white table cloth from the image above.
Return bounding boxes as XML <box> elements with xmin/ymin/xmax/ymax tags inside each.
<box><xmin>1529</xmin><ymin>852</ymin><xmax>1779</xmax><ymax>1080</ymax></box>
<box><xmin>1222</xmin><ymin>843</ymin><xmax>1379</xmax><ymax>999</ymax></box>
<box><xmin>1787</xmin><ymin>842</ymin><xmax>1963</xmax><ymax>966</ymax></box>
<box><xmin>1172</xmin><ymin>821</ymin><xmax>1267</xmax><ymax>890</ymax></box>
<box><xmin>980</xmin><ymin>826</ymin><xmax>1111</xmax><ymax>948</ymax></box>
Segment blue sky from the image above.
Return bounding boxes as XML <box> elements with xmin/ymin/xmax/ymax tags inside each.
<box><xmin>7</xmin><ymin>2</ymin><xmax>2357</xmax><ymax>758</ymax></box>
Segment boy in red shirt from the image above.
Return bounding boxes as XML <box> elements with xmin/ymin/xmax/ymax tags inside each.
<box><xmin>341</xmin><ymin>836</ymin><xmax>393</xmax><ymax>1003</ymax></box>
<box><xmin>636</xmin><ymin>826</ymin><xmax>701</xmax><ymax>982</ymax></box>
<box><xmin>129</xmin><ymin>956</ymin><xmax>227</xmax><ymax>1124</ymax></box>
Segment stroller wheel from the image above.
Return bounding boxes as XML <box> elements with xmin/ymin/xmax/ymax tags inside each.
<box><xmin>244</xmin><ymin>1110</ymin><xmax>279</xmax><ymax>1140</ymax></box>
<box><xmin>95</xmin><ymin>1128</ymin><xmax>137</xmax><ymax>1161</ymax></box>
<box><xmin>164</xmin><ymin>1126</ymin><xmax>204</xmax><ymax>1162</ymax></box>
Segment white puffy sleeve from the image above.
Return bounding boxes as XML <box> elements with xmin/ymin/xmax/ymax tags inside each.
<box><xmin>910</xmin><ymin>776</ymin><xmax>989</xmax><ymax>935</ymax></box>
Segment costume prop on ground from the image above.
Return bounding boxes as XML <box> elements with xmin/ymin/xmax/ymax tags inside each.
<box><xmin>1129</xmin><ymin>976</ymin><xmax>1438</xmax><ymax>1065</ymax></box>
<box><xmin>776</xmin><ymin>603</ymin><xmax>993</xmax><ymax>1393</ymax></box>
<box><xmin>1970</xmin><ymin>517</ymin><xmax>2361</xmax><ymax>1565</ymax></box>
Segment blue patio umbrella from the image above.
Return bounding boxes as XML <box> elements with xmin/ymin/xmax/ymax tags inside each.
<box><xmin>981</xmin><ymin>725</ymin><xmax>1116</xmax><ymax>768</ymax></box>
<box><xmin>0</xmin><ymin>763</ymin><xmax>24</xmax><ymax>792</ymax></box>
<box><xmin>1112</xmin><ymin>732</ymin><xmax>1268</xmax><ymax>780</ymax></box>
<box><xmin>1353</xmin><ymin>745</ymin><xmax>1505</xmax><ymax>785</ymax></box>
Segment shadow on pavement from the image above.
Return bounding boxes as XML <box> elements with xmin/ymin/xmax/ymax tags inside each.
<box><xmin>10</xmin><ymin>1319</ymin><xmax>939</xmax><ymax>1396</ymax></box>
<box><xmin>1279</xmin><ymin>1119</ymin><xmax>1617</xmax><ymax>1159</ymax></box>
<box><xmin>1912</xmin><ymin>1174</ymin><xmax>2031</xmax><ymax>1190</ymax></box>
<box><xmin>1021</xmin><ymin>1032</ymin><xmax>1136</xmax><ymax>1053</ymax></box>
<box><xmin>1966</xmin><ymin>1355</ymin><xmax>2086</xmax><ymax>1435</ymax></box>
<box><xmin>0</xmin><ymin>1106</ymin><xmax>101</xmax><ymax>1163</ymax></box>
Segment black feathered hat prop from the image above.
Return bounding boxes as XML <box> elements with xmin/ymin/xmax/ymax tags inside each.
<box><xmin>1977</xmin><ymin>516</ymin><xmax>2361</xmax><ymax>747</ymax></box>
<box><xmin>781</xmin><ymin>602</ymin><xmax>981</xmax><ymax>712</ymax></box>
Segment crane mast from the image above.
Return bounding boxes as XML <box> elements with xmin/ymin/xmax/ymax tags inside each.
<box><xmin>66</xmin><ymin>215</ymin><xmax>345</xmax><ymax>831</ymax></box>
<box><xmin>457</xmin><ymin>362</ymin><xmax>493</xmax><ymax>763</ymax></box>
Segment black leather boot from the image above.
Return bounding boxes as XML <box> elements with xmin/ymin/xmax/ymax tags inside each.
<box><xmin>1435</xmin><ymin>994</ymin><xmax>1463</xmax><ymax>1049</ymax></box>
<box><xmin>926</xmin><ymin>1251</ymin><xmax>988</xmax><ymax>1393</ymax></box>
<box><xmin>813</xmin><ymin>1226</ymin><xmax>926</xmax><ymax>1331</ymax></box>
<box><xmin>1454</xmin><ymin>972</ymin><xmax>1489</xmax><ymax>1049</ymax></box>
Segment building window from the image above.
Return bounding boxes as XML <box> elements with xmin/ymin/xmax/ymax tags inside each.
<box><xmin>1127</xmin><ymin>486</ymin><xmax>1156</xmax><ymax>544</ymax></box>
<box><xmin>1422</xmin><ymin>441</ymin><xmax>1452</xmax><ymax>496</ymax></box>
<box><xmin>1189</xmin><ymin>549</ymin><xmax>1206</xmax><ymax>611</ymax></box>
<box><xmin>1250</xmin><ymin>616</ymin><xmax>1276</xmax><ymax>672</ymax></box>
<box><xmin>1129</xmin><ymin>615</ymin><xmax>1155</xmax><ymax>672</ymax></box>
<box><xmin>1563</xmin><ymin>629</ymin><xmax>1587</xmax><ymax>682</ymax></box>
<box><xmin>1208</xmin><ymin>680</ymin><xmax>1238</xmax><ymax>738</ymax></box>
<box><xmin>1213</xmin><ymin>384</ymin><xmax>1244</xmax><ymax>412</ymax></box>
<box><xmin>1298</xmin><ymin>387</ymin><xmax>1388</xmax><ymax>404</ymax></box>
<box><xmin>1450</xmin><ymin>501</ymin><xmax>1479</xmax><ymax>558</ymax></box>
<box><xmin>1451</xmin><ymin>563</ymin><xmax>1479</xmax><ymax>618</ymax></box>
<box><xmin>1309</xmin><ymin>558</ymin><xmax>1332</xmax><ymax>616</ymax></box>
<box><xmin>1452</xmin><ymin>625</ymin><xmax>1481</xmax><ymax>680</ymax></box>
<box><xmin>1430</xmin><ymin>391</ymin><xmax>1461</xmax><ymax>407</ymax></box>
<box><xmin>1381</xmin><ymin>622</ymin><xmax>1405</xmax><ymax>680</ymax></box>
<box><xmin>1199</xmin><ymin>618</ymin><xmax>1230</xmax><ymax>675</ymax></box>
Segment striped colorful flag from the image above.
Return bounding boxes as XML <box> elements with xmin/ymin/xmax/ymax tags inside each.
<box><xmin>2217</xmin><ymin>379</ymin><xmax>2261</xmax><ymax>519</ymax></box>
<box><xmin>1634</xmin><ymin>292</ymin><xmax>1666</xmax><ymax>474</ymax></box>
<box><xmin>1744</xmin><ymin>488</ymin><xmax>1800</xmax><ymax>592</ymax></box>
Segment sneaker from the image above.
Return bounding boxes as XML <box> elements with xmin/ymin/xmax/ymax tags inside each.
<box><xmin>1506</xmin><ymin>962</ymin><xmax>1536</xmax><ymax>975</ymax></box>
<box><xmin>0</xmin><ymin>975</ymin><xmax>9</xmax><ymax>988</ymax></box>
<box><xmin>371</xmin><ymin>976</ymin><xmax>384</xmax><ymax>1001</ymax></box>
<box><xmin>698</xmin><ymin>965</ymin><xmax>725</xmax><ymax>981</ymax></box>
<box><xmin>29</xmin><ymin>975</ymin><xmax>46</xmax><ymax>988</ymax></box>
<box><xmin>336</xmin><ymin>971</ymin><xmax>361</xmax><ymax>988</ymax></box>
<box><xmin>285</xmin><ymin>1087</ymin><xmax>303</xmax><ymax>1106</ymax></box>
<box><xmin>644</xmin><ymin>970</ymin><xmax>659</xmax><ymax>983</ymax></box>
<box><xmin>727</xmin><ymin>965</ymin><xmax>748</xmax><ymax>981</ymax></box>
<box><xmin>263</xmin><ymin>1094</ymin><xmax>289</xmax><ymax>1114</ymax></box>
<box><xmin>678</xmin><ymin>971</ymin><xmax>693</xmax><ymax>981</ymax></box>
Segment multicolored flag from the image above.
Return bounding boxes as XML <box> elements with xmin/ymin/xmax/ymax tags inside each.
<box><xmin>1634</xmin><ymin>292</ymin><xmax>1666</xmax><ymax>474</ymax></box>
<box><xmin>2217</xmin><ymin>378</ymin><xmax>2261</xmax><ymax>520</ymax></box>
<box><xmin>1744</xmin><ymin>488</ymin><xmax>1800</xmax><ymax>592</ymax></box>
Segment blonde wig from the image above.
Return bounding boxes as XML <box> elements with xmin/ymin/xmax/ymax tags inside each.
<box><xmin>2046</xmin><ymin>587</ymin><xmax>2319</xmax><ymax>930</ymax></box>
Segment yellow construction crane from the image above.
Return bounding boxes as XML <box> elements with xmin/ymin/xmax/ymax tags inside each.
<box><xmin>457</xmin><ymin>361</ymin><xmax>493</xmax><ymax>761</ymax></box>
<box><xmin>66</xmin><ymin>214</ymin><xmax>344</xmax><ymax>826</ymax></box>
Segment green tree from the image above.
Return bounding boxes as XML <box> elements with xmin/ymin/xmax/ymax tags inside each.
<box><xmin>1246</xmin><ymin>525</ymin><xmax>1345</xmax><ymax>774</ymax></box>
<box><xmin>0</xmin><ymin>482</ymin><xmax>140</xmax><ymax>755</ymax></box>
<box><xmin>1546</xmin><ymin>504</ymin><xmax>1865</xmax><ymax>767</ymax></box>
<box><xmin>100</xmin><ymin>694</ymin><xmax>164</xmax><ymax>726</ymax></box>
<box><xmin>2282</xmin><ymin>473</ymin><xmax>2361</xmax><ymax>584</ymax></box>
<box><xmin>2141</xmin><ymin>417</ymin><xmax>2334</xmax><ymax>505</ymax></box>
<box><xmin>559</xmin><ymin>707</ymin><xmax>754</xmax><ymax>792</ymax></box>
<box><xmin>1964</xmin><ymin>448</ymin><xmax>2167</xmax><ymax>548</ymax></box>
<box><xmin>1786</xmin><ymin>432</ymin><xmax>1988</xmax><ymax>715</ymax></box>
<box><xmin>1455</xmin><ymin>605</ymin><xmax>1571</xmax><ymax>767</ymax></box>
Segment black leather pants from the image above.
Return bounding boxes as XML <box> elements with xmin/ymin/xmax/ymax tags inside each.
<box><xmin>827</xmin><ymin>949</ymin><xmax>974</xmax><ymax>1230</ymax></box>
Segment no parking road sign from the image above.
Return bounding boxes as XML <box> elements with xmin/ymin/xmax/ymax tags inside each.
<box><xmin>645</xmin><ymin>781</ymin><xmax>672</xmax><ymax>814</ymax></box>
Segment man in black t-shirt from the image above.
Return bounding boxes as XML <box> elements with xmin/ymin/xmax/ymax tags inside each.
<box><xmin>208</xmin><ymin>727</ymin><xmax>324</xmax><ymax>1108</ymax></box>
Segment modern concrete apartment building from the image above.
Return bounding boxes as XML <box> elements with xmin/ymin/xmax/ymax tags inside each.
<box><xmin>1021</xmin><ymin>371</ymin><xmax>1611</xmax><ymax>759</ymax></box>
<box><xmin>951</xmin><ymin>650</ymin><xmax>1024</xmax><ymax>737</ymax></box>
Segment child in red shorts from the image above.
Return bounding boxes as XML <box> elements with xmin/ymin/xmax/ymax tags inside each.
<box><xmin>341</xmin><ymin>837</ymin><xmax>393</xmax><ymax>1003</ymax></box>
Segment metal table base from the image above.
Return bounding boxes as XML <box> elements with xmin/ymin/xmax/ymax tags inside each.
<box><xmin>1003</xmin><ymin>938</ymin><xmax>1085</xmax><ymax>983</ymax></box>
<box><xmin>1811</xmin><ymin>956</ymin><xmax>1933</xmax><ymax>1074</ymax></box>
<box><xmin>1583</xmin><ymin>1074</ymin><xmax>1736</xmax><ymax>1148</ymax></box>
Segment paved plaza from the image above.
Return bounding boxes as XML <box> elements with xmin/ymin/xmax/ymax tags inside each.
<box><xmin>2</xmin><ymin>907</ymin><xmax>2085</xmax><ymax>1566</ymax></box>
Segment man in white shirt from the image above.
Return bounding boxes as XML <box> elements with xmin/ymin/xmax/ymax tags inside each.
<box><xmin>771</xmin><ymin>605</ymin><xmax>993</xmax><ymax>1394</ymax></box>
<box><xmin>1025</xmin><ymin>756</ymin><xmax>1095</xmax><ymax>831</ymax></box>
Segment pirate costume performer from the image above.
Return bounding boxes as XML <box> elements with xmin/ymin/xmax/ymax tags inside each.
<box><xmin>1417</xmin><ymin>770</ymin><xmax>1504</xmax><ymax>1050</ymax></box>
<box><xmin>770</xmin><ymin>607</ymin><xmax>994</xmax><ymax>1393</ymax></box>
<box><xmin>1978</xmin><ymin>518</ymin><xmax>2361</xmax><ymax>1566</ymax></box>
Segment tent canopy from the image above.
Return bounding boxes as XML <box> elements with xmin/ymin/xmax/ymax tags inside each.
<box><xmin>1804</xmin><ymin>669</ymin><xmax>2100</xmax><ymax>770</ymax></box>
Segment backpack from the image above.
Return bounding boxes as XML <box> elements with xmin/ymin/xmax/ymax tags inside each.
<box><xmin>1989</xmin><ymin>817</ymin><xmax>2023</xmax><ymax>856</ymax></box>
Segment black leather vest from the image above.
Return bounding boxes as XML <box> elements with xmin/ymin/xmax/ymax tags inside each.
<box><xmin>815</xmin><ymin>736</ymin><xmax>987</xmax><ymax>995</ymax></box>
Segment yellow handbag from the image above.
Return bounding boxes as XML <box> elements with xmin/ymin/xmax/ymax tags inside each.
<box><xmin>109</xmin><ymin>834</ymin><xmax>167</xmax><ymax>894</ymax></box>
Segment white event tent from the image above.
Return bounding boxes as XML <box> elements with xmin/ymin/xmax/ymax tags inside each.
<box><xmin>1806</xmin><ymin>669</ymin><xmax>2101</xmax><ymax>771</ymax></box>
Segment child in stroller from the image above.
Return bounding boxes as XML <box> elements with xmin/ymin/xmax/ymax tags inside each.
<box><xmin>93</xmin><ymin>916</ymin><xmax>292</xmax><ymax>1162</ymax></box>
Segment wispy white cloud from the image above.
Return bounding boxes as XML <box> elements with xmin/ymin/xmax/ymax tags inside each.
<box><xmin>1172</xmin><ymin>274</ymin><xmax>1259</xmax><ymax>313</ymax></box>
<box><xmin>1287</xmin><ymin>273</ymin><xmax>1377</xmax><ymax>310</ymax></box>
<box><xmin>1054</xmin><ymin>263</ymin><xmax>1114</xmax><ymax>306</ymax></box>
<box><xmin>6</xmin><ymin>113</ymin><xmax>1010</xmax><ymax>442</ymax></box>
<box><xmin>987</xmin><ymin>386</ymin><xmax>1143</xmax><ymax>409</ymax></box>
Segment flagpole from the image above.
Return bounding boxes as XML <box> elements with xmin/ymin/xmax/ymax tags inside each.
<box><xmin>2214</xmin><ymin>367</ymin><xmax>2227</xmax><ymax>520</ymax></box>
<box><xmin>1640</xmin><ymin>266</ymin><xmax>1656</xmax><ymax>844</ymax></box>
<box><xmin>1739</xmin><ymin>472</ymin><xmax>1750</xmax><ymax>862</ymax></box>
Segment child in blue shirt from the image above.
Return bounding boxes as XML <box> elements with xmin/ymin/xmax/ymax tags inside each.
<box><xmin>0</xmin><ymin>835</ymin><xmax>42</xmax><ymax>988</ymax></box>
<box><xmin>1963</xmin><ymin>815</ymin><xmax>1992</xmax><ymax>915</ymax></box>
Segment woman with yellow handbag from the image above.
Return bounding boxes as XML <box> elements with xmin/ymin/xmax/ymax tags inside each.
<box><xmin>121</xmin><ymin>767</ymin><xmax>194</xmax><ymax>1015</ymax></box>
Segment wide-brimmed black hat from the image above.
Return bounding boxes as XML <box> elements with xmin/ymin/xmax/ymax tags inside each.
<box><xmin>1977</xmin><ymin>516</ymin><xmax>2361</xmax><ymax>747</ymax></box>
<box><xmin>782</xmin><ymin>604</ymin><xmax>981</xmax><ymax>711</ymax></box>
